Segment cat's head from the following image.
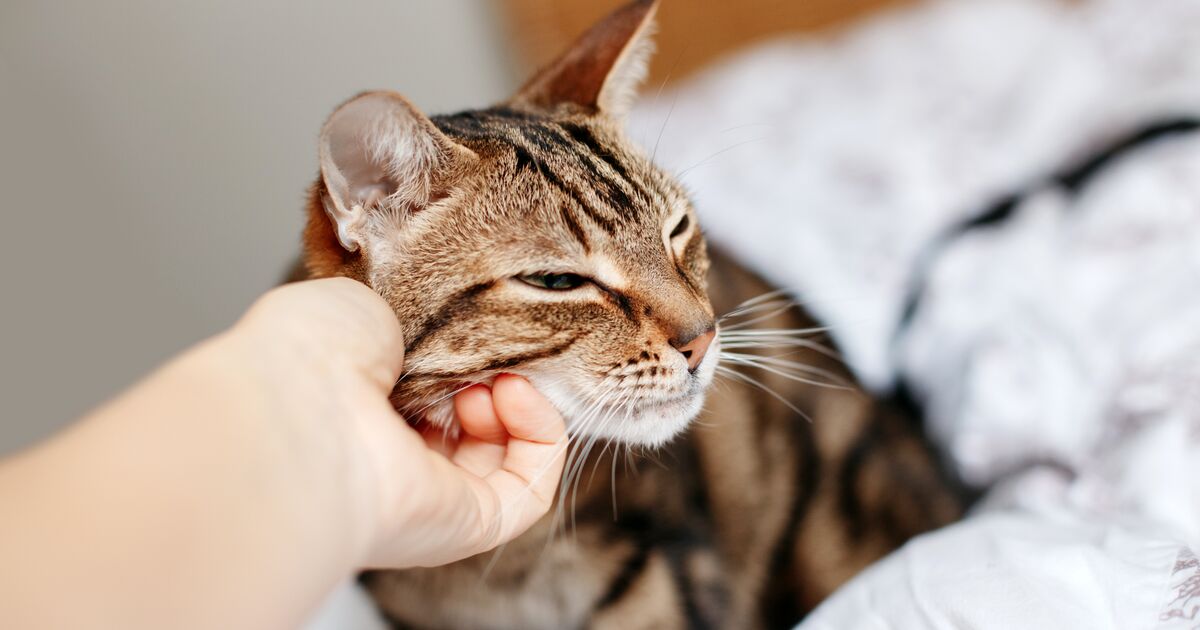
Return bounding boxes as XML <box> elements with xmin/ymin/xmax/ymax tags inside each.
<box><xmin>302</xmin><ymin>0</ymin><xmax>715</xmax><ymax>447</ymax></box>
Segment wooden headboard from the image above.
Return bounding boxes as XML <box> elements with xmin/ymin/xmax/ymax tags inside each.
<box><xmin>498</xmin><ymin>0</ymin><xmax>916</xmax><ymax>87</ymax></box>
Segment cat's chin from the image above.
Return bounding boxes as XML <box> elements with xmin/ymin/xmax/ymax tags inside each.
<box><xmin>588</xmin><ymin>391</ymin><xmax>708</xmax><ymax>447</ymax></box>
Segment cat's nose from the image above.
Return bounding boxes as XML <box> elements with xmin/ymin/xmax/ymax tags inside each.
<box><xmin>673</xmin><ymin>328</ymin><xmax>716</xmax><ymax>373</ymax></box>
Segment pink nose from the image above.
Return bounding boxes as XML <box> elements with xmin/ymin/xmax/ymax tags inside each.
<box><xmin>674</xmin><ymin>328</ymin><xmax>716</xmax><ymax>373</ymax></box>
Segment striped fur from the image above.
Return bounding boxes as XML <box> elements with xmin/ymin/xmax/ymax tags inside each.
<box><xmin>298</xmin><ymin>1</ymin><xmax>962</xmax><ymax>627</ymax></box>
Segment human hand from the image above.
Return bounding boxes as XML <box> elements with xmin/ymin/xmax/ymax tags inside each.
<box><xmin>0</xmin><ymin>277</ymin><xmax>567</xmax><ymax>629</ymax></box>
<box><xmin>224</xmin><ymin>278</ymin><xmax>568</xmax><ymax>569</ymax></box>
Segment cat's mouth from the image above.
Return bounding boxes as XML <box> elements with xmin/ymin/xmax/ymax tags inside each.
<box><xmin>528</xmin><ymin>337</ymin><xmax>720</xmax><ymax>447</ymax></box>
<box><xmin>396</xmin><ymin>339</ymin><xmax>720</xmax><ymax>448</ymax></box>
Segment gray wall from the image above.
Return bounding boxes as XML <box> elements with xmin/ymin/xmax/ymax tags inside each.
<box><xmin>0</xmin><ymin>1</ymin><xmax>517</xmax><ymax>454</ymax></box>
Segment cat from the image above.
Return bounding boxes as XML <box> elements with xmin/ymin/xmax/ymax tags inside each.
<box><xmin>297</xmin><ymin>1</ymin><xmax>962</xmax><ymax>627</ymax></box>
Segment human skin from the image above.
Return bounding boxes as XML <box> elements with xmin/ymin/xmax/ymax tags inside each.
<box><xmin>0</xmin><ymin>278</ymin><xmax>567</xmax><ymax>630</ymax></box>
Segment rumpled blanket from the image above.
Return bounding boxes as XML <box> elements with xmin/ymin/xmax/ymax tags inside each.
<box><xmin>630</xmin><ymin>0</ymin><xmax>1200</xmax><ymax>626</ymax></box>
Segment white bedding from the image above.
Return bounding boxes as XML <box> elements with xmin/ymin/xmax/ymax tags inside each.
<box><xmin>629</xmin><ymin>0</ymin><xmax>1200</xmax><ymax>626</ymax></box>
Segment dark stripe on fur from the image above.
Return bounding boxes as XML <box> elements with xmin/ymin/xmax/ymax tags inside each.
<box><xmin>511</xmin><ymin>144</ymin><xmax>538</xmax><ymax>174</ymax></box>
<box><xmin>405</xmin><ymin>282</ymin><xmax>493</xmax><ymax>354</ymax></box>
<box><xmin>560</xmin><ymin>121</ymin><xmax>655</xmax><ymax>210</ymax></box>
<box><xmin>595</xmin><ymin>285</ymin><xmax>638</xmax><ymax>322</ymax></box>
<box><xmin>668</xmin><ymin>442</ymin><xmax>724</xmax><ymax>629</ymax></box>
<box><xmin>837</xmin><ymin>420</ymin><xmax>882</xmax><ymax>542</ymax></box>
<box><xmin>511</xmin><ymin>143</ymin><xmax>619</xmax><ymax>235</ymax></box>
<box><xmin>663</xmin><ymin>546</ymin><xmax>719</xmax><ymax>630</ymax></box>
<box><xmin>420</xmin><ymin>336</ymin><xmax>579</xmax><ymax>378</ymax></box>
<box><xmin>437</xmin><ymin>107</ymin><xmax>634</xmax><ymax>234</ymax></box>
<box><xmin>561</xmin><ymin>123</ymin><xmax>631</xmax><ymax>181</ymax></box>
<box><xmin>524</xmin><ymin>123</ymin><xmax>635</xmax><ymax>222</ymax></box>
<box><xmin>600</xmin><ymin>510</ymin><xmax>726</xmax><ymax>628</ymax></box>
<box><xmin>546</xmin><ymin>125</ymin><xmax>639</xmax><ymax>214</ymax></box>
<box><xmin>432</xmin><ymin>111</ymin><xmax>506</xmax><ymax>143</ymax></box>
<box><xmin>762</xmin><ymin>404</ymin><xmax>820</xmax><ymax>627</ymax></box>
<box><xmin>595</xmin><ymin>544</ymin><xmax>652</xmax><ymax>609</ymax></box>
<box><xmin>547</xmin><ymin>172</ymin><xmax>620</xmax><ymax>235</ymax></box>
<box><xmin>559</xmin><ymin>204</ymin><xmax>592</xmax><ymax>253</ymax></box>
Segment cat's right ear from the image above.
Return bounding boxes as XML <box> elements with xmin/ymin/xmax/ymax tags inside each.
<box><xmin>318</xmin><ymin>91</ymin><xmax>476</xmax><ymax>252</ymax></box>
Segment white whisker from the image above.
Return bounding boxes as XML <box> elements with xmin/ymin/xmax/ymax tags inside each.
<box><xmin>721</xmin><ymin>352</ymin><xmax>852</xmax><ymax>391</ymax></box>
<box><xmin>714</xmin><ymin>365</ymin><xmax>812</xmax><ymax>422</ymax></box>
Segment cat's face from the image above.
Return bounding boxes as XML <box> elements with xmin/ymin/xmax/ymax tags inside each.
<box><xmin>302</xmin><ymin>0</ymin><xmax>713</xmax><ymax>446</ymax></box>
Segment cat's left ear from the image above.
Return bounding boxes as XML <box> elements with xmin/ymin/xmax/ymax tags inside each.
<box><xmin>512</xmin><ymin>0</ymin><xmax>659</xmax><ymax>119</ymax></box>
<box><xmin>318</xmin><ymin>91</ymin><xmax>476</xmax><ymax>252</ymax></box>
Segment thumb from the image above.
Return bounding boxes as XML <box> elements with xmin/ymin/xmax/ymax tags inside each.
<box><xmin>480</xmin><ymin>375</ymin><xmax>567</xmax><ymax>545</ymax></box>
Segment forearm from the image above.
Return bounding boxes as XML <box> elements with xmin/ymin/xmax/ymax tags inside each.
<box><xmin>0</xmin><ymin>333</ymin><xmax>363</xmax><ymax>629</ymax></box>
<box><xmin>0</xmin><ymin>278</ymin><xmax>565</xmax><ymax>628</ymax></box>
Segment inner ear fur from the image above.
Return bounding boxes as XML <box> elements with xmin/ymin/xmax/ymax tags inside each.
<box><xmin>315</xmin><ymin>91</ymin><xmax>476</xmax><ymax>253</ymax></box>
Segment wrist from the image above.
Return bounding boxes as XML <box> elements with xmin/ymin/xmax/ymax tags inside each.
<box><xmin>213</xmin><ymin>317</ymin><xmax>388</xmax><ymax>570</ymax></box>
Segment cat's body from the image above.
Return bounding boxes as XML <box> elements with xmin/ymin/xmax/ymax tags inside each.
<box><xmin>360</xmin><ymin>249</ymin><xmax>960</xmax><ymax>629</ymax></box>
<box><xmin>297</xmin><ymin>1</ymin><xmax>962</xmax><ymax>627</ymax></box>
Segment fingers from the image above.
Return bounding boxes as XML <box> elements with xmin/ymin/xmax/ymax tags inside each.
<box><xmin>450</xmin><ymin>385</ymin><xmax>507</xmax><ymax>477</ymax></box>
<box><xmin>479</xmin><ymin>375</ymin><xmax>567</xmax><ymax>543</ymax></box>
<box><xmin>366</xmin><ymin>376</ymin><xmax>568</xmax><ymax>568</ymax></box>
<box><xmin>492</xmin><ymin>376</ymin><xmax>567</xmax><ymax>445</ymax></box>
<box><xmin>454</xmin><ymin>385</ymin><xmax>506</xmax><ymax>444</ymax></box>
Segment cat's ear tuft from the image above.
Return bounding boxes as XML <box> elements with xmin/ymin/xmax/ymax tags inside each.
<box><xmin>318</xmin><ymin>91</ymin><xmax>476</xmax><ymax>252</ymax></box>
<box><xmin>512</xmin><ymin>0</ymin><xmax>658</xmax><ymax>119</ymax></box>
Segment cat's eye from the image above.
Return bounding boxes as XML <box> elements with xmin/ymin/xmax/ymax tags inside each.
<box><xmin>669</xmin><ymin>214</ymin><xmax>691</xmax><ymax>239</ymax></box>
<box><xmin>519</xmin><ymin>273</ymin><xmax>587</xmax><ymax>291</ymax></box>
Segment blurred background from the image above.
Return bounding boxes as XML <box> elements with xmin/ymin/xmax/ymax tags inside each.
<box><xmin>0</xmin><ymin>0</ymin><xmax>896</xmax><ymax>454</ymax></box>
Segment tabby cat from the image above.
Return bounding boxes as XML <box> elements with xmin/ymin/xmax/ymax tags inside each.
<box><xmin>298</xmin><ymin>1</ymin><xmax>962</xmax><ymax>627</ymax></box>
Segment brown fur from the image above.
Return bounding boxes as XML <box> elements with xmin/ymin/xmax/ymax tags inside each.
<box><xmin>296</xmin><ymin>1</ymin><xmax>963</xmax><ymax>627</ymax></box>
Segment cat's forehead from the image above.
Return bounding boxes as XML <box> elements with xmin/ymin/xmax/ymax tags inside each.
<box><xmin>425</xmin><ymin>106</ymin><xmax>695</xmax><ymax>285</ymax></box>
<box><xmin>434</xmin><ymin>106</ymin><xmax>686</xmax><ymax>226</ymax></box>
